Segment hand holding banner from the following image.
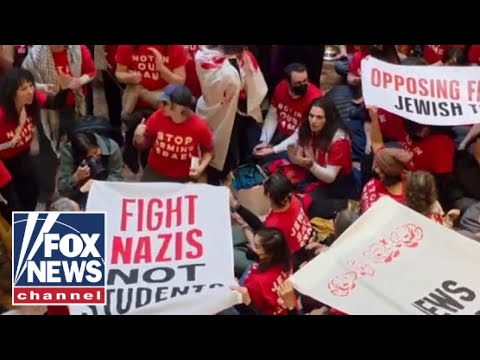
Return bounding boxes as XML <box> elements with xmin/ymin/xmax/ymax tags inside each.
<box><xmin>70</xmin><ymin>181</ymin><xmax>240</xmax><ymax>315</ymax></box>
<box><xmin>362</xmin><ymin>57</ymin><xmax>480</xmax><ymax>126</ymax></box>
<box><xmin>289</xmin><ymin>197</ymin><xmax>480</xmax><ymax>315</ymax></box>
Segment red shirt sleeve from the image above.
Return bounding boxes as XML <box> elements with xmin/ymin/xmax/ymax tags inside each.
<box><xmin>468</xmin><ymin>45</ymin><xmax>480</xmax><ymax>64</ymax></box>
<box><xmin>0</xmin><ymin>160</ymin><xmax>12</xmax><ymax>188</ymax></box>
<box><xmin>349</xmin><ymin>51</ymin><xmax>364</xmax><ymax>77</ymax></box>
<box><xmin>115</xmin><ymin>45</ymin><xmax>133</xmax><ymax>68</ymax></box>
<box><xmin>79</xmin><ymin>45</ymin><xmax>96</xmax><ymax>78</ymax></box>
<box><xmin>198</xmin><ymin>121</ymin><xmax>214</xmax><ymax>153</ymax></box>
<box><xmin>309</xmin><ymin>84</ymin><xmax>323</xmax><ymax>98</ymax></box>
<box><xmin>168</xmin><ymin>45</ymin><xmax>188</xmax><ymax>70</ymax></box>
<box><xmin>145</xmin><ymin>110</ymin><xmax>160</xmax><ymax>139</ymax></box>
<box><xmin>327</xmin><ymin>139</ymin><xmax>352</xmax><ymax>168</ymax></box>
<box><xmin>35</xmin><ymin>90</ymin><xmax>48</xmax><ymax>108</ymax></box>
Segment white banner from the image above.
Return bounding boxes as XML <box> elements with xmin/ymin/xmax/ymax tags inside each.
<box><xmin>289</xmin><ymin>197</ymin><xmax>480</xmax><ymax>315</ymax></box>
<box><xmin>362</xmin><ymin>57</ymin><xmax>480</xmax><ymax>126</ymax></box>
<box><xmin>70</xmin><ymin>181</ymin><xmax>240</xmax><ymax>315</ymax></box>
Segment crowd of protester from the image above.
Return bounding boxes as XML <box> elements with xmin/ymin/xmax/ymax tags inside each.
<box><xmin>1</xmin><ymin>44</ymin><xmax>479</xmax><ymax>315</ymax></box>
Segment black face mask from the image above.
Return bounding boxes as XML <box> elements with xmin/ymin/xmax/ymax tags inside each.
<box><xmin>246</xmin><ymin>247</ymin><xmax>260</xmax><ymax>263</ymax></box>
<box><xmin>291</xmin><ymin>83</ymin><xmax>308</xmax><ymax>97</ymax></box>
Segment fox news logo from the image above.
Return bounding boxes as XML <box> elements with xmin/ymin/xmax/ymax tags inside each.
<box><xmin>12</xmin><ymin>212</ymin><xmax>106</xmax><ymax>306</ymax></box>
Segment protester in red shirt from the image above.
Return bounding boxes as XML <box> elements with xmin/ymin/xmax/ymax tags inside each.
<box><xmin>423</xmin><ymin>45</ymin><xmax>465</xmax><ymax>65</ymax></box>
<box><xmin>254</xmin><ymin>63</ymin><xmax>322</xmax><ymax>163</ymax></box>
<box><xmin>133</xmin><ymin>84</ymin><xmax>214</xmax><ymax>182</ymax></box>
<box><xmin>116</xmin><ymin>45</ymin><xmax>188</xmax><ymax>174</ymax></box>
<box><xmin>229</xmin><ymin>173</ymin><xmax>314</xmax><ymax>270</ymax></box>
<box><xmin>467</xmin><ymin>45</ymin><xmax>480</xmax><ymax>65</ymax></box>
<box><xmin>0</xmin><ymin>68</ymin><xmax>69</xmax><ymax>213</ymax></box>
<box><xmin>361</xmin><ymin>148</ymin><xmax>412</xmax><ymax>213</ymax></box>
<box><xmin>22</xmin><ymin>45</ymin><xmax>96</xmax><ymax>129</ymax></box>
<box><xmin>231</xmin><ymin>228</ymin><xmax>298</xmax><ymax>315</ymax></box>
<box><xmin>21</xmin><ymin>46</ymin><xmax>96</xmax><ymax>209</ymax></box>
<box><xmin>262</xmin><ymin>173</ymin><xmax>313</xmax><ymax>269</ymax></box>
<box><xmin>280</xmin><ymin>97</ymin><xmax>355</xmax><ymax>219</ymax></box>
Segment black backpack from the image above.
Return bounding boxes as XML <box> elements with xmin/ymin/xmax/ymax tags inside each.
<box><xmin>68</xmin><ymin>115</ymin><xmax>122</xmax><ymax>147</ymax></box>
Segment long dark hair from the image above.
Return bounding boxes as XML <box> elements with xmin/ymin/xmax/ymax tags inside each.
<box><xmin>298</xmin><ymin>97</ymin><xmax>350</xmax><ymax>151</ymax></box>
<box><xmin>263</xmin><ymin>173</ymin><xmax>293</xmax><ymax>208</ymax></box>
<box><xmin>0</xmin><ymin>67</ymin><xmax>38</xmax><ymax>124</ymax></box>
<box><xmin>70</xmin><ymin>131</ymin><xmax>99</xmax><ymax>165</ymax></box>
<box><xmin>256</xmin><ymin>228</ymin><xmax>291</xmax><ymax>273</ymax></box>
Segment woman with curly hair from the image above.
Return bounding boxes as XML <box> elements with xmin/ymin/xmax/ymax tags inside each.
<box><xmin>405</xmin><ymin>171</ymin><xmax>459</xmax><ymax>228</ymax></box>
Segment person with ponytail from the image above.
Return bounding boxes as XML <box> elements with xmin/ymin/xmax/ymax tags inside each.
<box><xmin>133</xmin><ymin>84</ymin><xmax>214</xmax><ymax>183</ymax></box>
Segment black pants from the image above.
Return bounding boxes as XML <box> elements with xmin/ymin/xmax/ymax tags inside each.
<box><xmin>207</xmin><ymin>113</ymin><xmax>260</xmax><ymax>185</ymax></box>
<box><xmin>122</xmin><ymin>107</ymin><xmax>155</xmax><ymax>174</ymax></box>
<box><xmin>308</xmin><ymin>174</ymin><xmax>356</xmax><ymax>220</ymax></box>
<box><xmin>1</xmin><ymin>152</ymin><xmax>38</xmax><ymax>218</ymax></box>
<box><xmin>102</xmin><ymin>70</ymin><xmax>124</xmax><ymax>147</ymax></box>
<box><xmin>141</xmin><ymin>165</ymin><xmax>191</xmax><ymax>183</ymax></box>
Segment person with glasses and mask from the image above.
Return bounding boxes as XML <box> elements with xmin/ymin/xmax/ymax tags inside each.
<box><xmin>253</xmin><ymin>63</ymin><xmax>322</xmax><ymax>165</ymax></box>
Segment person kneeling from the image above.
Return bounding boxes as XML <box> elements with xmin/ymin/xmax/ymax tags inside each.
<box><xmin>57</xmin><ymin>131</ymin><xmax>124</xmax><ymax>209</ymax></box>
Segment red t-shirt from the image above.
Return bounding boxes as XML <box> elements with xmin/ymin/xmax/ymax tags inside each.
<box><xmin>468</xmin><ymin>45</ymin><xmax>480</xmax><ymax>65</ymax></box>
<box><xmin>361</xmin><ymin>178</ymin><xmax>405</xmax><ymax>213</ymax></box>
<box><xmin>145</xmin><ymin>109</ymin><xmax>214</xmax><ymax>179</ymax></box>
<box><xmin>183</xmin><ymin>45</ymin><xmax>202</xmax><ymax>98</ymax></box>
<box><xmin>346</xmin><ymin>45</ymin><xmax>358</xmax><ymax>54</ymax></box>
<box><xmin>0</xmin><ymin>160</ymin><xmax>12</xmax><ymax>188</ymax></box>
<box><xmin>0</xmin><ymin>91</ymin><xmax>48</xmax><ymax>159</ymax></box>
<box><xmin>377</xmin><ymin>108</ymin><xmax>407</xmax><ymax>142</ymax></box>
<box><xmin>244</xmin><ymin>263</ymin><xmax>293</xmax><ymax>315</ymax></box>
<box><xmin>272</xmin><ymin>80</ymin><xmax>322</xmax><ymax>136</ymax></box>
<box><xmin>265</xmin><ymin>196</ymin><xmax>313</xmax><ymax>254</ymax></box>
<box><xmin>116</xmin><ymin>45</ymin><xmax>188</xmax><ymax>108</ymax></box>
<box><xmin>349</xmin><ymin>50</ymin><xmax>368</xmax><ymax>77</ymax></box>
<box><xmin>313</xmin><ymin>130</ymin><xmax>353</xmax><ymax>177</ymax></box>
<box><xmin>51</xmin><ymin>45</ymin><xmax>96</xmax><ymax>107</ymax></box>
<box><xmin>423</xmin><ymin>45</ymin><xmax>465</xmax><ymax>64</ymax></box>
<box><xmin>402</xmin><ymin>133</ymin><xmax>455</xmax><ymax>174</ymax></box>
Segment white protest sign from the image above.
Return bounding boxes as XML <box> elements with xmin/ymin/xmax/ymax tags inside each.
<box><xmin>290</xmin><ymin>197</ymin><xmax>480</xmax><ymax>315</ymax></box>
<box><xmin>362</xmin><ymin>57</ymin><xmax>480</xmax><ymax>126</ymax></box>
<box><xmin>69</xmin><ymin>181</ymin><xmax>240</xmax><ymax>315</ymax></box>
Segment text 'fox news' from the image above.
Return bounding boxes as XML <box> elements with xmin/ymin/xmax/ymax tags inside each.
<box><xmin>12</xmin><ymin>212</ymin><xmax>106</xmax><ymax>306</ymax></box>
